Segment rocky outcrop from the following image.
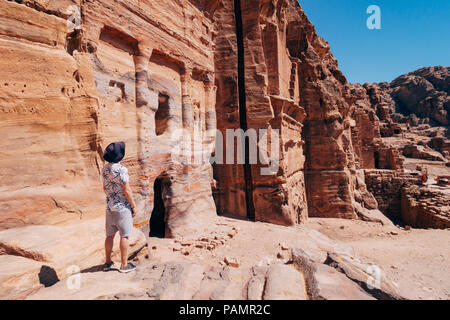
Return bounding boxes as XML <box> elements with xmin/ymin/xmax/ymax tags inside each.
<box><xmin>325</xmin><ymin>252</ymin><xmax>404</xmax><ymax>300</ymax></box>
<box><xmin>291</xmin><ymin>249</ymin><xmax>375</xmax><ymax>300</ymax></box>
<box><xmin>0</xmin><ymin>0</ymin><xmax>218</xmax><ymax>238</ymax></box>
<box><xmin>355</xmin><ymin>66</ymin><xmax>450</xmax><ymax>127</ymax></box>
<box><xmin>0</xmin><ymin>217</ymin><xmax>146</xmax><ymax>299</ymax></box>
<box><xmin>349</xmin><ymin>83</ymin><xmax>403</xmax><ymax>170</ymax></box>
<box><xmin>391</xmin><ymin>66</ymin><xmax>449</xmax><ymax>126</ymax></box>
<box><xmin>403</xmin><ymin>144</ymin><xmax>446</xmax><ymax>162</ymax></box>
<box><xmin>25</xmin><ymin>241</ymin><xmax>402</xmax><ymax>300</ymax></box>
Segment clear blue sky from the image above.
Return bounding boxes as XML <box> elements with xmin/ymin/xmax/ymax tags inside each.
<box><xmin>298</xmin><ymin>0</ymin><xmax>450</xmax><ymax>84</ymax></box>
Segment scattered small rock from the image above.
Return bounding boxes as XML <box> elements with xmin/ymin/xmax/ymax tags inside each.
<box><xmin>277</xmin><ymin>252</ymin><xmax>285</xmax><ymax>259</ymax></box>
<box><xmin>390</xmin><ymin>231</ymin><xmax>399</xmax><ymax>235</ymax></box>
<box><xmin>224</xmin><ymin>257</ymin><xmax>239</xmax><ymax>268</ymax></box>
<box><xmin>181</xmin><ymin>248</ymin><xmax>191</xmax><ymax>256</ymax></box>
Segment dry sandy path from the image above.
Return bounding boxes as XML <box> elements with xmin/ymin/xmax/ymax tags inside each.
<box><xmin>305</xmin><ymin>218</ymin><xmax>450</xmax><ymax>300</ymax></box>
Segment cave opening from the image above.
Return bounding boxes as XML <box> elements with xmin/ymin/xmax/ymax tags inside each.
<box><xmin>149</xmin><ymin>178</ymin><xmax>166</xmax><ymax>238</ymax></box>
<box><xmin>66</xmin><ymin>29</ymin><xmax>81</xmax><ymax>56</ymax></box>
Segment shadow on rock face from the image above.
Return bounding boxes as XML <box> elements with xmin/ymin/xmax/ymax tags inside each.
<box><xmin>38</xmin><ymin>266</ymin><xmax>59</xmax><ymax>287</ymax></box>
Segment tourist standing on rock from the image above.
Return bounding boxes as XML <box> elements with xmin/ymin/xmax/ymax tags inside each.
<box><xmin>102</xmin><ymin>141</ymin><xmax>137</xmax><ymax>273</ymax></box>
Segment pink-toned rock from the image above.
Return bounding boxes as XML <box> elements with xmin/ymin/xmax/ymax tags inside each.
<box><xmin>262</xmin><ymin>264</ymin><xmax>307</xmax><ymax>300</ymax></box>
<box><xmin>0</xmin><ymin>217</ymin><xmax>146</xmax><ymax>299</ymax></box>
<box><xmin>0</xmin><ymin>255</ymin><xmax>44</xmax><ymax>300</ymax></box>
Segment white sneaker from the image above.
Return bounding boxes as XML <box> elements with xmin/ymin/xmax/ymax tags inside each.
<box><xmin>119</xmin><ymin>262</ymin><xmax>137</xmax><ymax>273</ymax></box>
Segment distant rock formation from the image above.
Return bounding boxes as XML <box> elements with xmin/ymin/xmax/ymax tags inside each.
<box><xmin>355</xmin><ymin>66</ymin><xmax>450</xmax><ymax>127</ymax></box>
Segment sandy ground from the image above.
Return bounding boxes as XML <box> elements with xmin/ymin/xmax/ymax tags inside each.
<box><xmin>145</xmin><ymin>216</ymin><xmax>350</xmax><ymax>270</ymax></box>
<box><xmin>27</xmin><ymin>215</ymin><xmax>449</xmax><ymax>300</ymax></box>
<box><xmin>305</xmin><ymin>218</ymin><xmax>450</xmax><ymax>300</ymax></box>
<box><xmin>141</xmin><ymin>215</ymin><xmax>450</xmax><ymax>300</ymax></box>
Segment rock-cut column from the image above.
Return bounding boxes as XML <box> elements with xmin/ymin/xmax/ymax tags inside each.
<box><xmin>133</xmin><ymin>47</ymin><xmax>154</xmax><ymax>231</ymax></box>
<box><xmin>203</xmin><ymin>74</ymin><xmax>217</xmax><ymax>163</ymax></box>
<box><xmin>181</xmin><ymin>69</ymin><xmax>194</xmax><ymax>131</ymax></box>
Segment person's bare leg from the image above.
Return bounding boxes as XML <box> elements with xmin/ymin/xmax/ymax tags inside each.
<box><xmin>105</xmin><ymin>236</ymin><xmax>114</xmax><ymax>264</ymax></box>
<box><xmin>120</xmin><ymin>237</ymin><xmax>129</xmax><ymax>268</ymax></box>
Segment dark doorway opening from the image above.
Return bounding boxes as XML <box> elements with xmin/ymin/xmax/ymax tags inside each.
<box><xmin>374</xmin><ymin>151</ymin><xmax>380</xmax><ymax>169</ymax></box>
<box><xmin>149</xmin><ymin>178</ymin><xmax>166</xmax><ymax>238</ymax></box>
<box><xmin>155</xmin><ymin>94</ymin><xmax>170</xmax><ymax>136</ymax></box>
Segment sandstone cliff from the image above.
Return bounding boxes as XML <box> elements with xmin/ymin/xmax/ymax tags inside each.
<box><xmin>0</xmin><ymin>0</ymin><xmax>448</xmax><ymax>300</ymax></box>
<box><xmin>1</xmin><ymin>0</ymin><xmax>386</xmax><ymax>234</ymax></box>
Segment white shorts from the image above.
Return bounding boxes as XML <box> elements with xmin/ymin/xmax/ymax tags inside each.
<box><xmin>105</xmin><ymin>205</ymin><xmax>133</xmax><ymax>238</ymax></box>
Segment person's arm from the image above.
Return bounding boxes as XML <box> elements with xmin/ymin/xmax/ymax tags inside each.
<box><xmin>122</xmin><ymin>182</ymin><xmax>137</xmax><ymax>217</ymax></box>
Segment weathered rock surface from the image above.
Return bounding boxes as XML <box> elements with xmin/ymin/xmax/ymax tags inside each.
<box><xmin>26</xmin><ymin>250</ymin><xmax>390</xmax><ymax>301</ymax></box>
<box><xmin>355</xmin><ymin>66</ymin><xmax>449</xmax><ymax>126</ymax></box>
<box><xmin>21</xmin><ymin>216</ymin><xmax>404</xmax><ymax>300</ymax></box>
<box><xmin>403</xmin><ymin>144</ymin><xmax>446</xmax><ymax>162</ymax></box>
<box><xmin>0</xmin><ymin>0</ymin><xmax>218</xmax><ymax>239</ymax></box>
<box><xmin>292</xmin><ymin>249</ymin><xmax>375</xmax><ymax>300</ymax></box>
<box><xmin>0</xmin><ymin>0</ymin><xmax>404</xmax><ymax>247</ymax></box>
<box><xmin>325</xmin><ymin>252</ymin><xmax>405</xmax><ymax>300</ymax></box>
<box><xmin>390</xmin><ymin>67</ymin><xmax>449</xmax><ymax>126</ymax></box>
<box><xmin>0</xmin><ymin>255</ymin><xmax>45</xmax><ymax>300</ymax></box>
<box><xmin>0</xmin><ymin>217</ymin><xmax>146</xmax><ymax>299</ymax></box>
<box><xmin>262</xmin><ymin>264</ymin><xmax>307</xmax><ymax>300</ymax></box>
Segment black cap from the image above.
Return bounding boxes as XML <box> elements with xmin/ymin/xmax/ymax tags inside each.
<box><xmin>103</xmin><ymin>141</ymin><xmax>125</xmax><ymax>163</ymax></box>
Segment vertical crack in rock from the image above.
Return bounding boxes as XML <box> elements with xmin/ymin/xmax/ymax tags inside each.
<box><xmin>234</xmin><ymin>0</ymin><xmax>255</xmax><ymax>220</ymax></box>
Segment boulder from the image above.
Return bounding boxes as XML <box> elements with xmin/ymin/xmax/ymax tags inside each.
<box><xmin>325</xmin><ymin>252</ymin><xmax>405</xmax><ymax>300</ymax></box>
<box><xmin>0</xmin><ymin>216</ymin><xmax>146</xmax><ymax>298</ymax></box>
<box><xmin>262</xmin><ymin>264</ymin><xmax>307</xmax><ymax>300</ymax></box>
<box><xmin>292</xmin><ymin>248</ymin><xmax>375</xmax><ymax>300</ymax></box>
<box><xmin>403</xmin><ymin>144</ymin><xmax>445</xmax><ymax>161</ymax></box>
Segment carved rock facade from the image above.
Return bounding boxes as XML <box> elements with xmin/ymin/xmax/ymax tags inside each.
<box><xmin>0</xmin><ymin>0</ymin><xmax>415</xmax><ymax>235</ymax></box>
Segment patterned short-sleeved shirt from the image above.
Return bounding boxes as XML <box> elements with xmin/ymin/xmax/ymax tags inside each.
<box><xmin>102</xmin><ymin>163</ymin><xmax>130</xmax><ymax>211</ymax></box>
